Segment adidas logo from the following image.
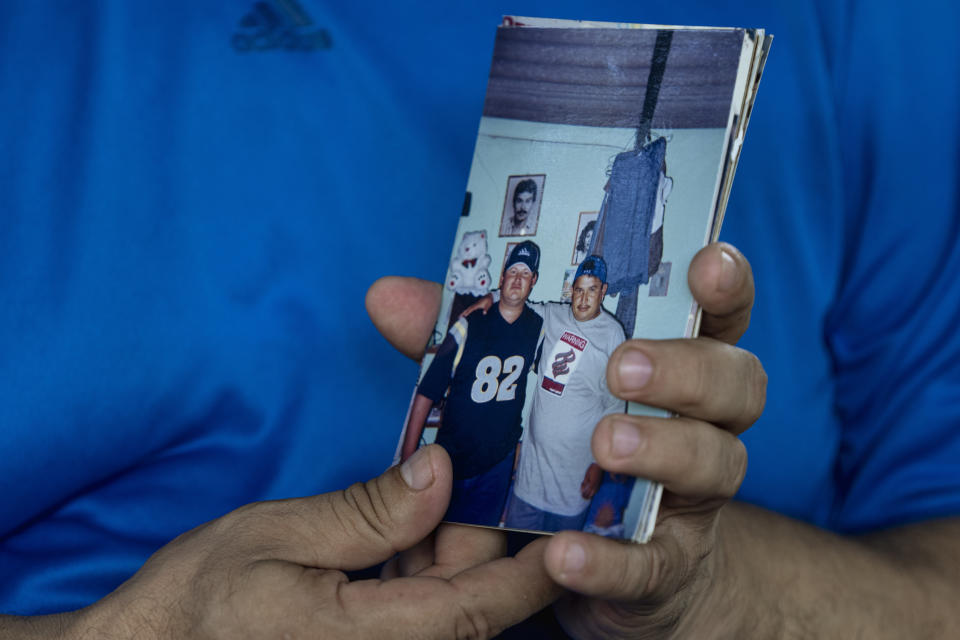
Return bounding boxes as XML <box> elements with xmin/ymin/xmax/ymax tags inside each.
<box><xmin>232</xmin><ymin>0</ymin><xmax>332</xmax><ymax>53</ymax></box>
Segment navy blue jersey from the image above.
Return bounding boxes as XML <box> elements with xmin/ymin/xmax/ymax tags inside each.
<box><xmin>419</xmin><ymin>306</ymin><xmax>543</xmax><ymax>478</ymax></box>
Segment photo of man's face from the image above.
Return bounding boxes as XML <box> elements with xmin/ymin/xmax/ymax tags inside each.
<box><xmin>500</xmin><ymin>263</ymin><xmax>537</xmax><ymax>305</ymax></box>
<box><xmin>513</xmin><ymin>189</ymin><xmax>535</xmax><ymax>224</ymax></box>
<box><xmin>499</xmin><ymin>175</ymin><xmax>544</xmax><ymax>237</ymax></box>
<box><xmin>571</xmin><ymin>274</ymin><xmax>607</xmax><ymax>322</ymax></box>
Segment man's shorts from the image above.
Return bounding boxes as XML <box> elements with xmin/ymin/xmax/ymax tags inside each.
<box><xmin>443</xmin><ymin>451</ymin><xmax>514</xmax><ymax>527</ymax></box>
<box><xmin>503</xmin><ymin>490</ymin><xmax>588</xmax><ymax>532</ymax></box>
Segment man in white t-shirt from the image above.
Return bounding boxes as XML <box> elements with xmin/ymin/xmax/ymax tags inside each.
<box><xmin>503</xmin><ymin>256</ymin><xmax>627</xmax><ymax>531</ymax></box>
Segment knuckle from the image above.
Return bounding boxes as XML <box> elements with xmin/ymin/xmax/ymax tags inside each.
<box><xmin>609</xmin><ymin>544</ymin><xmax>641</xmax><ymax>597</ymax></box>
<box><xmin>209</xmin><ymin>501</ymin><xmax>282</xmax><ymax>554</ymax></box>
<box><xmin>452</xmin><ymin>601</ymin><xmax>493</xmax><ymax>640</ymax></box>
<box><xmin>720</xmin><ymin>436</ymin><xmax>749</xmax><ymax>498</ymax></box>
<box><xmin>336</xmin><ymin>478</ymin><xmax>398</xmax><ymax>550</ymax></box>
<box><xmin>724</xmin><ymin>308</ymin><xmax>752</xmax><ymax>343</ymax></box>
<box><xmin>640</xmin><ymin>540</ymin><xmax>675</xmax><ymax>602</ymax></box>
<box><xmin>716</xmin><ymin>348</ymin><xmax>767</xmax><ymax>431</ymax></box>
<box><xmin>588</xmin><ymin>538</ymin><xmax>673</xmax><ymax>605</ymax></box>
<box><xmin>676</xmin><ymin>423</ymin><xmax>706</xmax><ymax>485</ymax></box>
<box><xmin>213</xmin><ymin>501</ymin><xmax>259</xmax><ymax>533</ymax></box>
<box><xmin>692</xmin><ymin>426</ymin><xmax>737</xmax><ymax>499</ymax></box>
<box><xmin>676</xmin><ymin>347</ymin><xmax>713</xmax><ymax>411</ymax></box>
<box><xmin>732</xmin><ymin>438</ymin><xmax>749</xmax><ymax>486</ymax></box>
<box><xmin>739</xmin><ymin>350</ymin><xmax>768</xmax><ymax>425</ymax></box>
<box><xmin>751</xmin><ymin>355</ymin><xmax>768</xmax><ymax>413</ymax></box>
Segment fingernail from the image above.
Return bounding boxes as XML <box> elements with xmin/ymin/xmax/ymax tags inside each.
<box><xmin>619</xmin><ymin>348</ymin><xmax>652</xmax><ymax>389</ymax></box>
<box><xmin>400</xmin><ymin>448</ymin><xmax>435</xmax><ymax>491</ymax></box>
<box><xmin>562</xmin><ymin>542</ymin><xmax>586</xmax><ymax>574</ymax></box>
<box><xmin>611</xmin><ymin>421</ymin><xmax>642</xmax><ymax>457</ymax></box>
<box><xmin>718</xmin><ymin>248</ymin><xmax>739</xmax><ymax>292</ymax></box>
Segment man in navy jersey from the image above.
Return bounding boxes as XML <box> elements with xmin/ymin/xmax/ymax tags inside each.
<box><xmin>402</xmin><ymin>241</ymin><xmax>545</xmax><ymax>526</ymax></box>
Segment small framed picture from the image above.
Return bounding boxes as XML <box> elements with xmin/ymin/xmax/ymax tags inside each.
<box><xmin>499</xmin><ymin>174</ymin><xmax>545</xmax><ymax>237</ymax></box>
<box><xmin>571</xmin><ymin>211</ymin><xmax>599</xmax><ymax>265</ymax></box>
<box><xmin>648</xmin><ymin>262</ymin><xmax>672</xmax><ymax>297</ymax></box>
<box><xmin>560</xmin><ymin>268</ymin><xmax>577</xmax><ymax>302</ymax></box>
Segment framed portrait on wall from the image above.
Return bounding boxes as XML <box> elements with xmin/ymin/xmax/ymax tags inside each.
<box><xmin>499</xmin><ymin>174</ymin><xmax>545</xmax><ymax>237</ymax></box>
<box><xmin>571</xmin><ymin>211</ymin><xmax>599</xmax><ymax>265</ymax></box>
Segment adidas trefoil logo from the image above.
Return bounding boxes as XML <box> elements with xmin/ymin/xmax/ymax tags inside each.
<box><xmin>232</xmin><ymin>0</ymin><xmax>332</xmax><ymax>53</ymax></box>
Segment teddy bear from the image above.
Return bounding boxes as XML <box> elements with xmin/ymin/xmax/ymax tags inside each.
<box><xmin>447</xmin><ymin>230</ymin><xmax>492</xmax><ymax>297</ymax></box>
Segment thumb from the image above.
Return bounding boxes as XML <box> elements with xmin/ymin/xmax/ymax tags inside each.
<box><xmin>366</xmin><ymin>276</ymin><xmax>442</xmax><ymax>360</ymax></box>
<box><xmin>260</xmin><ymin>445</ymin><xmax>452</xmax><ymax>570</ymax></box>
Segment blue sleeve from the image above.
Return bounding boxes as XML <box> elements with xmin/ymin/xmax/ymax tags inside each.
<box><xmin>824</xmin><ymin>0</ymin><xmax>960</xmax><ymax>533</ymax></box>
<box><xmin>417</xmin><ymin>329</ymin><xmax>460</xmax><ymax>403</ymax></box>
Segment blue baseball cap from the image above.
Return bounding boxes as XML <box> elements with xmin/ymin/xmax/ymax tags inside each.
<box><xmin>505</xmin><ymin>240</ymin><xmax>540</xmax><ymax>274</ymax></box>
<box><xmin>575</xmin><ymin>255</ymin><xmax>607</xmax><ymax>284</ymax></box>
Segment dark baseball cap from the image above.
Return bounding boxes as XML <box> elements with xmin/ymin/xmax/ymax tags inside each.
<box><xmin>504</xmin><ymin>240</ymin><xmax>540</xmax><ymax>274</ymax></box>
<box><xmin>575</xmin><ymin>255</ymin><xmax>607</xmax><ymax>285</ymax></box>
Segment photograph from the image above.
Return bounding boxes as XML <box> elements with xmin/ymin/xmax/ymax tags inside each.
<box><xmin>571</xmin><ymin>211</ymin><xmax>599</xmax><ymax>265</ymax></box>
<box><xmin>499</xmin><ymin>174</ymin><xmax>545</xmax><ymax>237</ymax></box>
<box><xmin>560</xmin><ymin>268</ymin><xmax>577</xmax><ymax>302</ymax></box>
<box><xmin>394</xmin><ymin>20</ymin><xmax>761</xmax><ymax>542</ymax></box>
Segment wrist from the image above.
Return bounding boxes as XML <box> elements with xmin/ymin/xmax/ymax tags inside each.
<box><xmin>0</xmin><ymin>611</ymin><xmax>79</xmax><ymax>640</ymax></box>
<box><xmin>669</xmin><ymin>503</ymin><xmax>780</xmax><ymax>639</ymax></box>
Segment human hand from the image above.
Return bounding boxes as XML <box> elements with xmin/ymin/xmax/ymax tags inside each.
<box><xmin>541</xmin><ymin>242</ymin><xmax>766</xmax><ymax>638</ymax></box>
<box><xmin>461</xmin><ymin>292</ymin><xmax>494</xmax><ymax>318</ymax></box>
<box><xmin>580</xmin><ymin>463</ymin><xmax>603</xmax><ymax>500</ymax></box>
<box><xmin>54</xmin><ymin>446</ymin><xmax>558</xmax><ymax>639</ymax></box>
<box><xmin>365</xmin><ymin>244</ymin><xmax>765</xmax><ymax>638</ymax></box>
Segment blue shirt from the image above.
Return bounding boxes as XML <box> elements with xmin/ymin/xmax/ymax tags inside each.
<box><xmin>2</xmin><ymin>0</ymin><xmax>959</xmax><ymax>616</ymax></box>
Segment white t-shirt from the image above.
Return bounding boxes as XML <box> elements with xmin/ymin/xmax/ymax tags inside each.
<box><xmin>514</xmin><ymin>301</ymin><xmax>625</xmax><ymax>516</ymax></box>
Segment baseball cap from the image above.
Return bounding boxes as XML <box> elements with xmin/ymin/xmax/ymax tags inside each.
<box><xmin>575</xmin><ymin>255</ymin><xmax>607</xmax><ymax>284</ymax></box>
<box><xmin>504</xmin><ymin>240</ymin><xmax>540</xmax><ymax>275</ymax></box>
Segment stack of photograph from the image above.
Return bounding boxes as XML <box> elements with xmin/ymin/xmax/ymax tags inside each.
<box><xmin>395</xmin><ymin>16</ymin><xmax>771</xmax><ymax>543</ymax></box>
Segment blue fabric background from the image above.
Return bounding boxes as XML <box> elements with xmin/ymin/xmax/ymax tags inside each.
<box><xmin>1</xmin><ymin>0</ymin><xmax>958</xmax><ymax>616</ymax></box>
